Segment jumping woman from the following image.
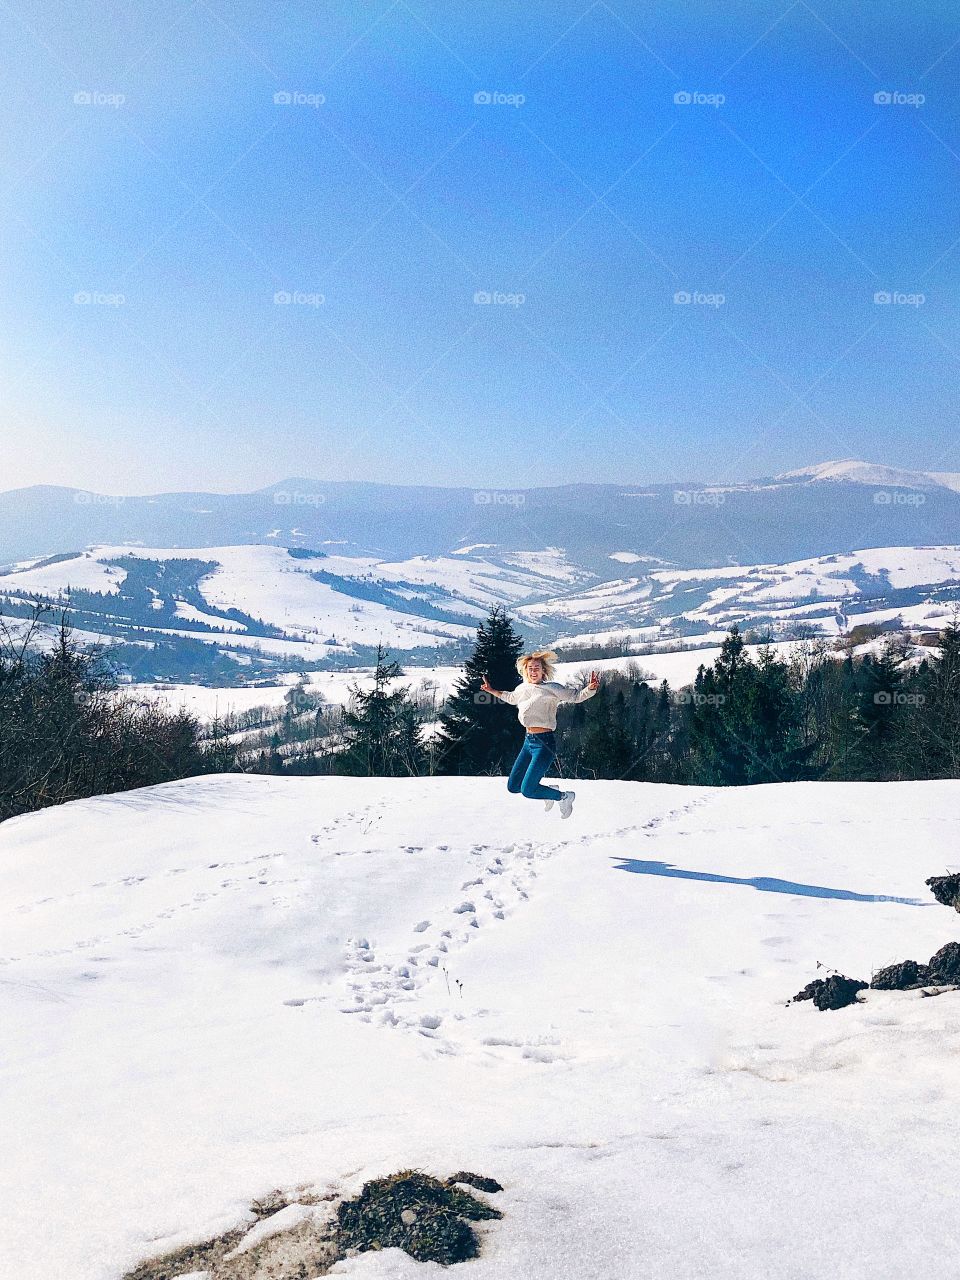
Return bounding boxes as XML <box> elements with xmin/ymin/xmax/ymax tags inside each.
<box><xmin>481</xmin><ymin>649</ymin><xmax>600</xmax><ymax>819</ymax></box>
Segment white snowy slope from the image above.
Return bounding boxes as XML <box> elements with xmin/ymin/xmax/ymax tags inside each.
<box><xmin>517</xmin><ymin>544</ymin><xmax>960</xmax><ymax>633</ymax></box>
<box><xmin>3</xmin><ymin>776</ymin><xmax>960</xmax><ymax>1280</ymax></box>
<box><xmin>0</xmin><ymin>544</ymin><xmax>588</xmax><ymax>657</ymax></box>
<box><xmin>775</xmin><ymin>459</ymin><xmax>960</xmax><ymax>491</ymax></box>
<box><xmin>0</xmin><ymin>550</ymin><xmax>126</xmax><ymax>596</ymax></box>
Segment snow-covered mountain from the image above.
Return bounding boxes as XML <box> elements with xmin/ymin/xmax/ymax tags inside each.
<box><xmin>3</xmin><ymin>459</ymin><xmax>959</xmax><ymax>682</ymax></box>
<box><xmin>4</xmin><ymin>773</ymin><xmax>960</xmax><ymax>1279</ymax></box>
<box><xmin>776</xmin><ymin>459</ymin><xmax>960</xmax><ymax>491</ymax></box>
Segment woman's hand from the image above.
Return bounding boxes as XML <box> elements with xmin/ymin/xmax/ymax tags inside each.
<box><xmin>480</xmin><ymin>677</ymin><xmax>497</xmax><ymax>695</ymax></box>
<box><xmin>588</xmin><ymin>670</ymin><xmax>601</xmax><ymax>690</ymax></box>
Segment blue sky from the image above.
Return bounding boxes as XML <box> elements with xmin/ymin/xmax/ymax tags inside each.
<box><xmin>3</xmin><ymin>0</ymin><xmax>959</xmax><ymax>493</ymax></box>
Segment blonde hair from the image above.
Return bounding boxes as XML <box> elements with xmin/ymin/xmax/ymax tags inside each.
<box><xmin>517</xmin><ymin>649</ymin><xmax>558</xmax><ymax>681</ymax></box>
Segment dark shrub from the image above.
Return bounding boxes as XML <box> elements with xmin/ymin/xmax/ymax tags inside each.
<box><xmin>336</xmin><ymin>1169</ymin><xmax>501</xmax><ymax>1266</ymax></box>
<box><xmin>926</xmin><ymin>873</ymin><xmax>960</xmax><ymax>912</ymax></box>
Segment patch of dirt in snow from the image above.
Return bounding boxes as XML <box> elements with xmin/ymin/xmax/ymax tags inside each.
<box><xmin>124</xmin><ymin>1189</ymin><xmax>335</xmax><ymax>1280</ymax></box>
<box><xmin>123</xmin><ymin>1173</ymin><xmax>503</xmax><ymax>1279</ymax></box>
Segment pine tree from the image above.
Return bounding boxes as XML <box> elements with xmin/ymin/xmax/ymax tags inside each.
<box><xmin>650</xmin><ymin>680</ymin><xmax>675</xmax><ymax>780</ymax></box>
<box><xmin>683</xmin><ymin>627</ymin><xmax>813</xmax><ymax>785</ymax></box>
<box><xmin>434</xmin><ymin>606</ymin><xmax>525</xmax><ymax>774</ymax></box>
<box><xmin>579</xmin><ymin>687</ymin><xmax>636</xmax><ymax>778</ymax></box>
<box><xmin>905</xmin><ymin>618</ymin><xmax>960</xmax><ymax>777</ymax></box>
<box><xmin>848</xmin><ymin>646</ymin><xmax>905</xmax><ymax>778</ymax></box>
<box><xmin>337</xmin><ymin>644</ymin><xmax>425</xmax><ymax>777</ymax></box>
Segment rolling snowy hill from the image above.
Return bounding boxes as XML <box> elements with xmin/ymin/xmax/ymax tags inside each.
<box><xmin>517</xmin><ymin>544</ymin><xmax>960</xmax><ymax>633</ymax></box>
<box><xmin>3</xmin><ymin>775</ymin><xmax>960</xmax><ymax>1279</ymax></box>
<box><xmin>3</xmin><ymin>539</ymin><xmax>960</xmax><ymax>687</ymax></box>
<box><xmin>0</xmin><ymin>543</ymin><xmax>588</xmax><ymax>675</ymax></box>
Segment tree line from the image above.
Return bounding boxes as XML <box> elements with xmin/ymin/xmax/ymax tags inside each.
<box><xmin>4</xmin><ymin>604</ymin><xmax>960</xmax><ymax>820</ymax></box>
<box><xmin>0</xmin><ymin>612</ymin><xmax>235</xmax><ymax>821</ymax></box>
<box><xmin>300</xmin><ymin>607</ymin><xmax>960</xmax><ymax>786</ymax></box>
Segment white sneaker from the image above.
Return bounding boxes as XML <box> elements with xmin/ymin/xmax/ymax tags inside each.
<box><xmin>559</xmin><ymin>790</ymin><xmax>576</xmax><ymax>819</ymax></box>
<box><xmin>544</xmin><ymin>797</ymin><xmax>555</xmax><ymax>812</ymax></box>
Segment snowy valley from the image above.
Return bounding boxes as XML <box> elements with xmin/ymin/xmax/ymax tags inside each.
<box><xmin>2</xmin><ymin>538</ymin><xmax>959</xmax><ymax>698</ymax></box>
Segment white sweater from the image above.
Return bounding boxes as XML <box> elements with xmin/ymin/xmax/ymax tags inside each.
<box><xmin>496</xmin><ymin>678</ymin><xmax>597</xmax><ymax>730</ymax></box>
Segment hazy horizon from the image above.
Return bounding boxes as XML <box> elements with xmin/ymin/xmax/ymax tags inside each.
<box><xmin>4</xmin><ymin>453</ymin><xmax>958</xmax><ymax>500</ymax></box>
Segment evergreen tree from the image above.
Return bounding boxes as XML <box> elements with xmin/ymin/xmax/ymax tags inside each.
<box><xmin>847</xmin><ymin>646</ymin><xmax>905</xmax><ymax>778</ymax></box>
<box><xmin>337</xmin><ymin>644</ymin><xmax>426</xmax><ymax>777</ymax></box>
<box><xmin>434</xmin><ymin>606</ymin><xmax>525</xmax><ymax>774</ymax></box>
<box><xmin>559</xmin><ymin>670</ymin><xmax>674</xmax><ymax>782</ymax></box>
<box><xmin>683</xmin><ymin>628</ymin><xmax>813</xmax><ymax>785</ymax></box>
<box><xmin>266</xmin><ymin>731</ymin><xmax>284</xmax><ymax>775</ymax></box>
<box><xmin>578</xmin><ymin>687</ymin><xmax>636</xmax><ymax>778</ymax></box>
<box><xmin>906</xmin><ymin>618</ymin><xmax>960</xmax><ymax>776</ymax></box>
<box><xmin>650</xmin><ymin>679</ymin><xmax>675</xmax><ymax>781</ymax></box>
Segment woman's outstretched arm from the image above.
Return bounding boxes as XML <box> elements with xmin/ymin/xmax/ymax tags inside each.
<box><xmin>481</xmin><ymin>677</ymin><xmax>519</xmax><ymax>704</ymax></box>
<box><xmin>556</xmin><ymin>670</ymin><xmax>601</xmax><ymax>702</ymax></box>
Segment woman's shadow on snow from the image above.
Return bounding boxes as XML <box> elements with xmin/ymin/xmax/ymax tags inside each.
<box><xmin>611</xmin><ymin>858</ymin><xmax>926</xmax><ymax>905</ymax></box>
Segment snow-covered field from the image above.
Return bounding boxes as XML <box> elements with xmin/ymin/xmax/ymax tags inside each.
<box><xmin>3</xmin><ymin>775</ymin><xmax>960</xmax><ymax>1279</ymax></box>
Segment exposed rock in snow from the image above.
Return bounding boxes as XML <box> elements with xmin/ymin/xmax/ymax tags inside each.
<box><xmin>926</xmin><ymin>942</ymin><xmax>960</xmax><ymax>984</ymax></box>
<box><xmin>793</xmin><ymin>974</ymin><xmax>868</xmax><ymax>1011</ymax></box>
<box><xmin>926</xmin><ymin>872</ymin><xmax>960</xmax><ymax>912</ymax></box>
<box><xmin>871</xmin><ymin>959</ymin><xmax>929</xmax><ymax>990</ymax></box>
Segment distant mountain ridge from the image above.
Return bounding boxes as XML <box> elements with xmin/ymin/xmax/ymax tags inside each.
<box><xmin>3</xmin><ymin>460</ymin><xmax>960</xmax><ymax>571</ymax></box>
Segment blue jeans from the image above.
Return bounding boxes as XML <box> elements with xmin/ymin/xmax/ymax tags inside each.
<box><xmin>507</xmin><ymin>731</ymin><xmax>562</xmax><ymax>801</ymax></box>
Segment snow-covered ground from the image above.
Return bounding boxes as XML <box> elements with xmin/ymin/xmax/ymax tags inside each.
<box><xmin>3</xmin><ymin>775</ymin><xmax>960</xmax><ymax>1279</ymax></box>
